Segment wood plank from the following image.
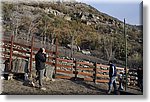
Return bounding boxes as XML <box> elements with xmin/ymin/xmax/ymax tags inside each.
<box><xmin>13</xmin><ymin>48</ymin><xmax>30</xmax><ymax>54</ymax></box>
<box><xmin>84</xmin><ymin>77</ymin><xmax>93</xmax><ymax>82</ymax></box>
<box><xmin>13</xmin><ymin>42</ymin><xmax>30</xmax><ymax>48</ymax></box>
<box><xmin>100</xmin><ymin>64</ymin><xmax>109</xmax><ymax>68</ymax></box>
<box><xmin>96</xmin><ymin>79</ymin><xmax>109</xmax><ymax>83</ymax></box>
<box><xmin>77</xmin><ymin>67</ymin><xmax>93</xmax><ymax>71</ymax></box>
<box><xmin>78</xmin><ymin>72</ymin><xmax>93</xmax><ymax>77</ymax></box>
<box><xmin>116</xmin><ymin>67</ymin><xmax>124</xmax><ymax>70</ymax></box>
<box><xmin>97</xmin><ymin>69</ymin><xmax>109</xmax><ymax>73</ymax></box>
<box><xmin>77</xmin><ymin>61</ymin><xmax>93</xmax><ymax>66</ymax></box>
<box><xmin>97</xmin><ymin>64</ymin><xmax>109</xmax><ymax>68</ymax></box>
<box><xmin>56</xmin><ymin>64</ymin><xmax>73</xmax><ymax>69</ymax></box>
<box><xmin>56</xmin><ymin>69</ymin><xmax>73</xmax><ymax>74</ymax></box>
<box><xmin>55</xmin><ymin>75</ymin><xmax>72</xmax><ymax>79</ymax></box>
<box><xmin>13</xmin><ymin>53</ymin><xmax>29</xmax><ymax>59</ymax></box>
<box><xmin>97</xmin><ymin>74</ymin><xmax>109</xmax><ymax>78</ymax></box>
<box><xmin>57</xmin><ymin>58</ymin><xmax>74</xmax><ymax>63</ymax></box>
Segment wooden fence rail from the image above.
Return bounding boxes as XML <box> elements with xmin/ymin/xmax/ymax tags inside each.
<box><xmin>0</xmin><ymin>35</ymin><xmax>138</xmax><ymax>86</ymax></box>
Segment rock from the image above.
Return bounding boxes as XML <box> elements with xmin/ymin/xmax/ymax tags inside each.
<box><xmin>64</xmin><ymin>15</ymin><xmax>71</xmax><ymax>21</ymax></box>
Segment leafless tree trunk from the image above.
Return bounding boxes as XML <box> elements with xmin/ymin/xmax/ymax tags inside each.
<box><xmin>103</xmin><ymin>36</ymin><xmax>117</xmax><ymax>61</ymax></box>
<box><xmin>26</xmin><ymin>20</ymin><xmax>40</xmax><ymax>43</ymax></box>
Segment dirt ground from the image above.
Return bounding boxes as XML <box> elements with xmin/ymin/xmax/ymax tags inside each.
<box><xmin>1</xmin><ymin>77</ymin><xmax>142</xmax><ymax>95</ymax></box>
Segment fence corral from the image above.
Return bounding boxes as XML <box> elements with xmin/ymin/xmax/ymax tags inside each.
<box><xmin>0</xmin><ymin>35</ymin><xmax>139</xmax><ymax>87</ymax></box>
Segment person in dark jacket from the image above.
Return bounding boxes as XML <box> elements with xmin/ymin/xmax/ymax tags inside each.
<box><xmin>34</xmin><ymin>48</ymin><xmax>47</xmax><ymax>90</ymax></box>
<box><xmin>137</xmin><ymin>67</ymin><xmax>143</xmax><ymax>92</ymax></box>
<box><xmin>107</xmin><ymin>60</ymin><xmax>117</xmax><ymax>94</ymax></box>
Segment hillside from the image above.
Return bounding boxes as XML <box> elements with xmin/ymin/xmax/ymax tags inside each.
<box><xmin>2</xmin><ymin>1</ymin><xmax>143</xmax><ymax>69</ymax></box>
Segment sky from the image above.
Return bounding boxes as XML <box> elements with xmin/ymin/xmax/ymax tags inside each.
<box><xmin>76</xmin><ymin>0</ymin><xmax>143</xmax><ymax>25</ymax></box>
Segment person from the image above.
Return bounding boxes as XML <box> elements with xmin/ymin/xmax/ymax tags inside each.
<box><xmin>33</xmin><ymin>48</ymin><xmax>47</xmax><ymax>90</ymax></box>
<box><xmin>118</xmin><ymin>71</ymin><xmax>124</xmax><ymax>91</ymax></box>
<box><xmin>137</xmin><ymin>67</ymin><xmax>143</xmax><ymax>92</ymax></box>
<box><xmin>44</xmin><ymin>64</ymin><xmax>55</xmax><ymax>82</ymax></box>
<box><xmin>107</xmin><ymin>60</ymin><xmax>117</xmax><ymax>94</ymax></box>
<box><xmin>4</xmin><ymin>58</ymin><xmax>10</xmax><ymax>72</ymax></box>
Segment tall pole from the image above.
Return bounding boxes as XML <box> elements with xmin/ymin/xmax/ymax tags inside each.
<box><xmin>54</xmin><ymin>35</ymin><xmax>58</xmax><ymax>78</ymax></box>
<box><xmin>71</xmin><ymin>35</ymin><xmax>74</xmax><ymax>58</ymax></box>
<box><xmin>124</xmin><ymin>18</ymin><xmax>128</xmax><ymax>91</ymax></box>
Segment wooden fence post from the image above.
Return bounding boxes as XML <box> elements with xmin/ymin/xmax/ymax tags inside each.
<box><xmin>54</xmin><ymin>57</ymin><xmax>57</xmax><ymax>78</ymax></box>
<box><xmin>29</xmin><ymin>36</ymin><xmax>34</xmax><ymax>75</ymax></box>
<box><xmin>54</xmin><ymin>37</ymin><xmax>58</xmax><ymax>78</ymax></box>
<box><xmin>4</xmin><ymin>44</ymin><xmax>6</xmax><ymax>60</ymax></box>
<box><xmin>74</xmin><ymin>60</ymin><xmax>78</xmax><ymax>80</ymax></box>
<box><xmin>9</xmin><ymin>35</ymin><xmax>14</xmax><ymax>72</ymax></box>
<box><xmin>93</xmin><ymin>62</ymin><xmax>97</xmax><ymax>83</ymax></box>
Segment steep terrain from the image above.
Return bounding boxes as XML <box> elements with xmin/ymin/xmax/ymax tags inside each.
<box><xmin>2</xmin><ymin>1</ymin><xmax>143</xmax><ymax>68</ymax></box>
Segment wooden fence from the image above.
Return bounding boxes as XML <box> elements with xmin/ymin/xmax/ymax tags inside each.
<box><xmin>0</xmin><ymin>35</ymin><xmax>138</xmax><ymax>85</ymax></box>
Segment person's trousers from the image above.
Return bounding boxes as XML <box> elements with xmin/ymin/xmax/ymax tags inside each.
<box><xmin>36</xmin><ymin>69</ymin><xmax>44</xmax><ymax>87</ymax></box>
<box><xmin>118</xmin><ymin>78</ymin><xmax>124</xmax><ymax>90</ymax></box>
<box><xmin>108</xmin><ymin>76</ymin><xmax>117</xmax><ymax>93</ymax></box>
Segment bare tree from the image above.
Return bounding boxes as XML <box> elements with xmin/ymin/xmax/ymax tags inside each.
<box><xmin>103</xmin><ymin>35</ymin><xmax>117</xmax><ymax>61</ymax></box>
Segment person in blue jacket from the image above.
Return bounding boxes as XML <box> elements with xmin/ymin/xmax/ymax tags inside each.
<box><xmin>107</xmin><ymin>60</ymin><xmax>117</xmax><ymax>94</ymax></box>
